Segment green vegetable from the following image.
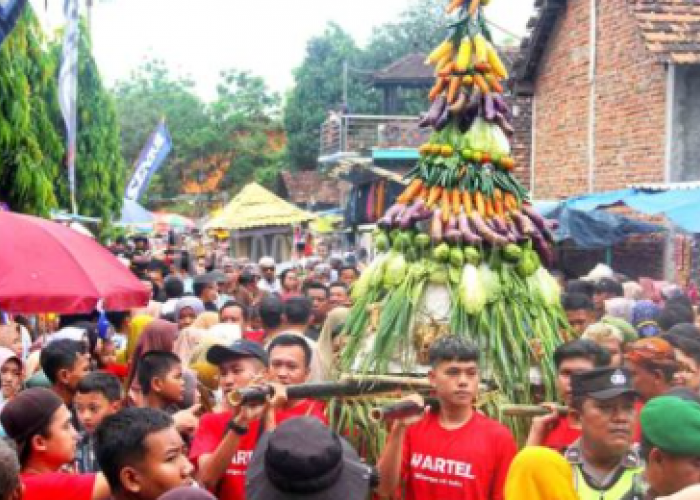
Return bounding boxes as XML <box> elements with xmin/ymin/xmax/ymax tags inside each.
<box><xmin>463</xmin><ymin>246</ymin><xmax>482</xmax><ymax>266</ymax></box>
<box><xmin>460</xmin><ymin>264</ymin><xmax>486</xmax><ymax>315</ymax></box>
<box><xmin>414</xmin><ymin>233</ymin><xmax>431</xmax><ymax>250</ymax></box>
<box><xmin>375</xmin><ymin>233</ymin><xmax>390</xmax><ymax>253</ymax></box>
<box><xmin>383</xmin><ymin>252</ymin><xmax>408</xmax><ymax>288</ymax></box>
<box><xmin>503</xmin><ymin>244</ymin><xmax>522</xmax><ymax>262</ymax></box>
<box><xmin>433</xmin><ymin>243</ymin><xmax>451</xmax><ymax>262</ymax></box>
<box><xmin>450</xmin><ymin>247</ymin><xmax>465</xmax><ymax>268</ymax></box>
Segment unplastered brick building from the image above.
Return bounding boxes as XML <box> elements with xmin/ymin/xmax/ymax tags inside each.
<box><xmin>512</xmin><ymin>0</ymin><xmax>700</xmax><ymax>201</ymax></box>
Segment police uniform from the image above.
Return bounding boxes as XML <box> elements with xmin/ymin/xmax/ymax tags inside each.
<box><xmin>567</xmin><ymin>367</ymin><xmax>645</xmax><ymax>500</ymax></box>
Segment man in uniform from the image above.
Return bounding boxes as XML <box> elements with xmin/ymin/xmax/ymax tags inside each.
<box><xmin>566</xmin><ymin>367</ymin><xmax>644</xmax><ymax>500</ymax></box>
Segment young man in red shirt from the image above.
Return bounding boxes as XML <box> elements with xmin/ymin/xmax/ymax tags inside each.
<box><xmin>0</xmin><ymin>387</ymin><xmax>111</xmax><ymax>500</ymax></box>
<box><xmin>94</xmin><ymin>407</ymin><xmax>194</xmax><ymax>500</ymax></box>
<box><xmin>377</xmin><ymin>336</ymin><xmax>517</xmax><ymax>500</ymax></box>
<box><xmin>527</xmin><ymin>339</ymin><xmax>611</xmax><ymax>451</ymax></box>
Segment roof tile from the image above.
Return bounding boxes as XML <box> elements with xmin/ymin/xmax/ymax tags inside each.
<box><xmin>630</xmin><ymin>0</ymin><xmax>700</xmax><ymax>64</ymax></box>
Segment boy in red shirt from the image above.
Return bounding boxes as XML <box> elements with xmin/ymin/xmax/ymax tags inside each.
<box><xmin>377</xmin><ymin>336</ymin><xmax>517</xmax><ymax>500</ymax></box>
<box><xmin>94</xmin><ymin>407</ymin><xmax>194</xmax><ymax>500</ymax></box>
<box><xmin>526</xmin><ymin>339</ymin><xmax>611</xmax><ymax>451</ymax></box>
<box><xmin>0</xmin><ymin>387</ymin><xmax>111</xmax><ymax>500</ymax></box>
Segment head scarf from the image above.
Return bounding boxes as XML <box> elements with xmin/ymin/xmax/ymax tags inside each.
<box><xmin>174</xmin><ymin>297</ymin><xmax>205</xmax><ymax>322</ymax></box>
<box><xmin>192</xmin><ymin>312</ymin><xmax>220</xmax><ymax>330</ymax></box>
<box><xmin>174</xmin><ymin>327</ymin><xmax>204</xmax><ymax>366</ymax></box>
<box><xmin>600</xmin><ymin>315</ymin><xmax>638</xmax><ymax>342</ymax></box>
<box><xmin>605</xmin><ymin>298</ymin><xmax>635</xmax><ymax>324</ymax></box>
<box><xmin>640</xmin><ymin>278</ymin><xmax>665</xmax><ymax>304</ymax></box>
<box><xmin>127</xmin><ymin>315</ymin><xmax>154</xmax><ymax>361</ymax></box>
<box><xmin>632</xmin><ymin>300</ymin><xmax>662</xmax><ymax>337</ymax></box>
<box><xmin>623</xmin><ymin>282</ymin><xmax>644</xmax><ymax>301</ymax></box>
<box><xmin>126</xmin><ymin>319</ymin><xmax>178</xmax><ymax>392</ymax></box>
<box><xmin>505</xmin><ymin>446</ymin><xmax>579</xmax><ymax>500</ymax></box>
<box><xmin>318</xmin><ymin>307</ymin><xmax>349</xmax><ymax>379</ymax></box>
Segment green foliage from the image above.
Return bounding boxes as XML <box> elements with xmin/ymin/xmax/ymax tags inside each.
<box><xmin>0</xmin><ymin>8</ymin><xmax>63</xmax><ymax>216</ymax></box>
<box><xmin>283</xmin><ymin>1</ymin><xmax>448</xmax><ymax>170</ymax></box>
<box><xmin>114</xmin><ymin>64</ymin><xmax>283</xmax><ymax>202</ymax></box>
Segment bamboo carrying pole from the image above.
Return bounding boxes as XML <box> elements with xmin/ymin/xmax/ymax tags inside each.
<box><xmin>500</xmin><ymin>404</ymin><xmax>568</xmax><ymax>417</ymax></box>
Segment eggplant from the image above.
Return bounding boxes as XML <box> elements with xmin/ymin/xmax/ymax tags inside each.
<box><xmin>532</xmin><ymin>232</ymin><xmax>555</xmax><ymax>268</ymax></box>
<box><xmin>471</xmin><ymin>213</ymin><xmax>508</xmax><ymax>246</ymax></box>
<box><xmin>496</xmin><ymin>112</ymin><xmax>515</xmax><ymax>137</ymax></box>
<box><xmin>507</xmin><ymin>218</ymin><xmax>527</xmax><ymax>243</ymax></box>
<box><xmin>399</xmin><ymin>200</ymin><xmax>426</xmax><ymax>229</ymax></box>
<box><xmin>379</xmin><ymin>203</ymin><xmax>406</xmax><ymax>230</ymax></box>
<box><xmin>511</xmin><ymin>211</ymin><xmax>536</xmax><ymax>236</ymax></box>
<box><xmin>459</xmin><ymin>214</ymin><xmax>483</xmax><ymax>244</ymax></box>
<box><xmin>434</xmin><ymin>104</ymin><xmax>451</xmax><ymax>131</ymax></box>
<box><xmin>449</xmin><ymin>91</ymin><xmax>468</xmax><ymax>115</ymax></box>
<box><xmin>458</xmin><ymin>105</ymin><xmax>479</xmax><ymax>134</ymax></box>
<box><xmin>431</xmin><ymin>209</ymin><xmax>444</xmax><ymax>244</ymax></box>
<box><xmin>521</xmin><ymin>204</ymin><xmax>548</xmax><ymax>233</ymax></box>
<box><xmin>483</xmin><ymin>93</ymin><xmax>497</xmax><ymax>122</ymax></box>
<box><xmin>419</xmin><ymin>96</ymin><xmax>447</xmax><ymax>128</ymax></box>
<box><xmin>492</xmin><ymin>94</ymin><xmax>512</xmax><ymax>119</ymax></box>
<box><xmin>490</xmin><ymin>217</ymin><xmax>515</xmax><ymax>243</ymax></box>
<box><xmin>466</xmin><ymin>88</ymin><xmax>482</xmax><ymax>115</ymax></box>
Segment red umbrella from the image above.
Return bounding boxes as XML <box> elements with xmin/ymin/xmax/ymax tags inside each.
<box><xmin>0</xmin><ymin>212</ymin><xmax>149</xmax><ymax>314</ymax></box>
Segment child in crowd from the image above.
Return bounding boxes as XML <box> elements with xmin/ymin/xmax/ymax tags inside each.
<box><xmin>75</xmin><ymin>372</ymin><xmax>123</xmax><ymax>473</ymax></box>
<box><xmin>0</xmin><ymin>388</ymin><xmax>111</xmax><ymax>500</ymax></box>
<box><xmin>137</xmin><ymin>351</ymin><xmax>185</xmax><ymax>413</ymax></box>
<box><xmin>95</xmin><ymin>407</ymin><xmax>194</xmax><ymax>500</ymax></box>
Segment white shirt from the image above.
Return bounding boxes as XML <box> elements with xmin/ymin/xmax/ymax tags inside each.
<box><xmin>257</xmin><ymin>278</ymin><xmax>282</xmax><ymax>294</ymax></box>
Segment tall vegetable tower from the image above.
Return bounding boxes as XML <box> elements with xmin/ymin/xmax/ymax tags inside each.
<box><xmin>341</xmin><ymin>0</ymin><xmax>567</xmax><ymax>420</ymax></box>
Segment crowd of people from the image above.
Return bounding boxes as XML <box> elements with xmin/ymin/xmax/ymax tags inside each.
<box><xmin>2</xmin><ymin>235</ymin><xmax>700</xmax><ymax>500</ymax></box>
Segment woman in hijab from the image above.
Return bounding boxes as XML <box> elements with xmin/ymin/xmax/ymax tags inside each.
<box><xmin>505</xmin><ymin>446</ymin><xmax>579</xmax><ymax>500</ymax></box>
<box><xmin>317</xmin><ymin>307</ymin><xmax>349</xmax><ymax>379</ymax></box>
<box><xmin>632</xmin><ymin>300</ymin><xmax>662</xmax><ymax>338</ymax></box>
<box><xmin>0</xmin><ymin>347</ymin><xmax>23</xmax><ymax>437</ymax></box>
<box><xmin>175</xmin><ymin>297</ymin><xmax>205</xmax><ymax>331</ymax></box>
<box><xmin>605</xmin><ymin>297</ymin><xmax>636</xmax><ymax>324</ymax></box>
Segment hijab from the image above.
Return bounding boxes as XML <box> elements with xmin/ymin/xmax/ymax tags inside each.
<box><xmin>127</xmin><ymin>315</ymin><xmax>154</xmax><ymax>361</ymax></box>
<box><xmin>505</xmin><ymin>446</ymin><xmax>579</xmax><ymax>500</ymax></box>
<box><xmin>126</xmin><ymin>319</ymin><xmax>178</xmax><ymax>393</ymax></box>
<box><xmin>632</xmin><ymin>300</ymin><xmax>662</xmax><ymax>338</ymax></box>
<box><xmin>317</xmin><ymin>307</ymin><xmax>349</xmax><ymax>379</ymax></box>
<box><xmin>192</xmin><ymin>312</ymin><xmax>220</xmax><ymax>330</ymax></box>
<box><xmin>175</xmin><ymin>297</ymin><xmax>205</xmax><ymax>321</ymax></box>
<box><xmin>604</xmin><ymin>298</ymin><xmax>635</xmax><ymax>324</ymax></box>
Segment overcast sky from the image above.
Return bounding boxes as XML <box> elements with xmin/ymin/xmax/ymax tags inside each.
<box><xmin>32</xmin><ymin>0</ymin><xmax>535</xmax><ymax>99</ymax></box>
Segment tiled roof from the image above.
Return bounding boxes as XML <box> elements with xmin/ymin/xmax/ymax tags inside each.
<box><xmin>373</xmin><ymin>53</ymin><xmax>436</xmax><ymax>86</ymax></box>
<box><xmin>279</xmin><ymin>171</ymin><xmax>342</xmax><ymax>205</ymax></box>
<box><xmin>630</xmin><ymin>0</ymin><xmax>700</xmax><ymax>64</ymax></box>
<box><xmin>204</xmin><ymin>183</ymin><xmax>315</xmax><ymax>231</ymax></box>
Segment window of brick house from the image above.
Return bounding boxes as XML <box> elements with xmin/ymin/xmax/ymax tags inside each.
<box><xmin>671</xmin><ymin>65</ymin><xmax>700</xmax><ymax>182</ymax></box>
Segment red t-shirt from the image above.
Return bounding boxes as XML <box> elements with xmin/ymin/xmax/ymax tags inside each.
<box><xmin>633</xmin><ymin>400</ymin><xmax>644</xmax><ymax>443</ymax></box>
<box><xmin>401</xmin><ymin>411</ymin><xmax>516</xmax><ymax>500</ymax></box>
<box><xmin>242</xmin><ymin>330</ymin><xmax>266</xmax><ymax>344</ymax></box>
<box><xmin>189</xmin><ymin>400</ymin><xmax>327</xmax><ymax>500</ymax></box>
<box><xmin>21</xmin><ymin>472</ymin><xmax>95</xmax><ymax>500</ymax></box>
<box><xmin>542</xmin><ymin>415</ymin><xmax>581</xmax><ymax>453</ymax></box>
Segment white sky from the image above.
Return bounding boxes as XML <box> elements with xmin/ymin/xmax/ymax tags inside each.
<box><xmin>32</xmin><ymin>0</ymin><xmax>535</xmax><ymax>99</ymax></box>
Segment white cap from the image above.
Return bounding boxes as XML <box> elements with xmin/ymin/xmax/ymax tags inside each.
<box><xmin>581</xmin><ymin>263</ymin><xmax>614</xmax><ymax>283</ymax></box>
<box><xmin>259</xmin><ymin>256</ymin><xmax>275</xmax><ymax>268</ymax></box>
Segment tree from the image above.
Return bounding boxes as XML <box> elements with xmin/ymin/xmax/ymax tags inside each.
<box><xmin>0</xmin><ymin>7</ymin><xmax>63</xmax><ymax>216</ymax></box>
<box><xmin>283</xmin><ymin>23</ymin><xmax>369</xmax><ymax>170</ymax></box>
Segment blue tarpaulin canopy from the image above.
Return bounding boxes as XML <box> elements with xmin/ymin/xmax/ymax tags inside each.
<box><xmin>118</xmin><ymin>199</ymin><xmax>154</xmax><ymax>225</ymax></box>
<box><xmin>562</xmin><ymin>186</ymin><xmax>700</xmax><ymax>233</ymax></box>
<box><xmin>535</xmin><ymin>203</ymin><xmax>664</xmax><ymax>248</ymax></box>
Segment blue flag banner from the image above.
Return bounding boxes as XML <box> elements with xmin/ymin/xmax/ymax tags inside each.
<box><xmin>0</xmin><ymin>0</ymin><xmax>27</xmax><ymax>46</ymax></box>
<box><xmin>58</xmin><ymin>0</ymin><xmax>79</xmax><ymax>214</ymax></box>
<box><xmin>124</xmin><ymin>120</ymin><xmax>172</xmax><ymax>201</ymax></box>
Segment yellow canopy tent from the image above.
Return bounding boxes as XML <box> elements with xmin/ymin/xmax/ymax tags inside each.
<box><xmin>205</xmin><ymin>183</ymin><xmax>316</xmax><ymax>261</ymax></box>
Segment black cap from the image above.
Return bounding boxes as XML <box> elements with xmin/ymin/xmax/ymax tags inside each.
<box><xmin>193</xmin><ymin>273</ymin><xmax>219</xmax><ymax>285</ymax></box>
<box><xmin>594</xmin><ymin>278</ymin><xmax>624</xmax><ymax>296</ymax></box>
<box><xmin>572</xmin><ymin>367</ymin><xmax>636</xmax><ymax>400</ymax></box>
<box><xmin>207</xmin><ymin>339</ymin><xmax>268</xmax><ymax>366</ymax></box>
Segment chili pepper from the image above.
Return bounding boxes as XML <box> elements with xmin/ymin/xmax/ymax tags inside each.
<box><xmin>397</xmin><ymin>179</ymin><xmax>424</xmax><ymax>204</ymax></box>
<box><xmin>474</xmin><ymin>190</ymin><xmax>486</xmax><ymax>216</ymax></box>
<box><xmin>485</xmin><ymin>197</ymin><xmax>495</xmax><ymax>218</ymax></box>
<box><xmin>494</xmin><ymin>188</ymin><xmax>505</xmax><ymax>218</ymax></box>
<box><xmin>504</xmin><ymin>192</ymin><xmax>518</xmax><ymax>212</ymax></box>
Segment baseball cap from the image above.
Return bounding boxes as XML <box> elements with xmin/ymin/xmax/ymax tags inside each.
<box><xmin>571</xmin><ymin>367</ymin><xmax>637</xmax><ymax>400</ymax></box>
<box><xmin>641</xmin><ymin>396</ymin><xmax>700</xmax><ymax>456</ymax></box>
<box><xmin>246</xmin><ymin>417</ymin><xmax>373</xmax><ymax>500</ymax></box>
<box><xmin>207</xmin><ymin>339</ymin><xmax>268</xmax><ymax>366</ymax></box>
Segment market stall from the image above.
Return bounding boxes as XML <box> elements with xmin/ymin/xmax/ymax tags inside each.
<box><xmin>204</xmin><ymin>183</ymin><xmax>316</xmax><ymax>262</ymax></box>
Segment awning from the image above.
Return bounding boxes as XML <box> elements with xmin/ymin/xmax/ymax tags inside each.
<box><xmin>562</xmin><ymin>185</ymin><xmax>700</xmax><ymax>233</ymax></box>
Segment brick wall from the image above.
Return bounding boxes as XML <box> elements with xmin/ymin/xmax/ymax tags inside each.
<box><xmin>509</xmin><ymin>94</ymin><xmax>533</xmax><ymax>190</ymax></box>
<box><xmin>532</xmin><ymin>0</ymin><xmax>667</xmax><ymax>200</ymax></box>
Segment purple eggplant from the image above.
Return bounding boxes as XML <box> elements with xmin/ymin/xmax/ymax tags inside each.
<box><xmin>496</xmin><ymin>112</ymin><xmax>515</xmax><ymax>136</ymax></box>
<box><xmin>511</xmin><ymin>211</ymin><xmax>536</xmax><ymax>236</ymax></box>
<box><xmin>507</xmin><ymin>218</ymin><xmax>526</xmax><ymax>243</ymax></box>
<box><xmin>378</xmin><ymin>203</ymin><xmax>406</xmax><ymax>230</ymax></box>
<box><xmin>399</xmin><ymin>200</ymin><xmax>425</xmax><ymax>229</ymax></box>
<box><xmin>459</xmin><ymin>214</ymin><xmax>483</xmax><ymax>244</ymax></box>
<box><xmin>492</xmin><ymin>94</ymin><xmax>512</xmax><ymax>119</ymax></box>
<box><xmin>532</xmin><ymin>232</ymin><xmax>555</xmax><ymax>268</ymax></box>
<box><xmin>521</xmin><ymin>204</ymin><xmax>548</xmax><ymax>233</ymax></box>
<box><xmin>419</xmin><ymin>96</ymin><xmax>447</xmax><ymax>128</ymax></box>
<box><xmin>458</xmin><ymin>105</ymin><xmax>479</xmax><ymax>133</ymax></box>
<box><xmin>471</xmin><ymin>213</ymin><xmax>508</xmax><ymax>246</ymax></box>
<box><xmin>434</xmin><ymin>104</ymin><xmax>451</xmax><ymax>131</ymax></box>
<box><xmin>483</xmin><ymin>93</ymin><xmax>497</xmax><ymax>122</ymax></box>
